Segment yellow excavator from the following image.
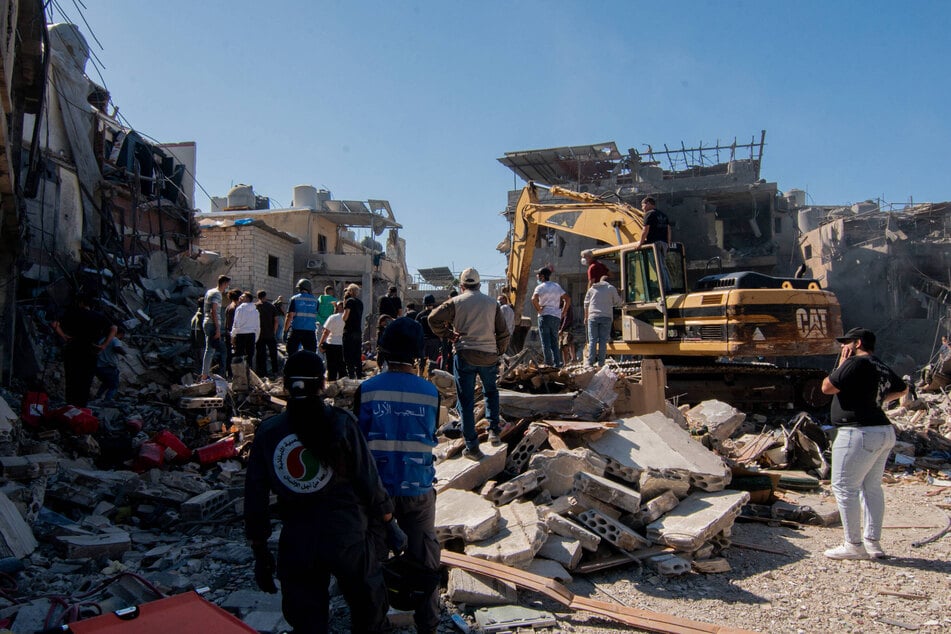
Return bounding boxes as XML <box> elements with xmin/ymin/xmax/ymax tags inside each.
<box><xmin>506</xmin><ymin>182</ymin><xmax>844</xmax><ymax>410</ymax></box>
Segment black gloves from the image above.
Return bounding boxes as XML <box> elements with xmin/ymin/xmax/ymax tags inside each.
<box><xmin>252</xmin><ymin>543</ymin><xmax>277</xmax><ymax>593</ymax></box>
<box><xmin>386</xmin><ymin>518</ymin><xmax>408</xmax><ymax>555</ymax></box>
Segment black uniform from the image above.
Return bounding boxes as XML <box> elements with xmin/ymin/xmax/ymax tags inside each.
<box><xmin>58</xmin><ymin>304</ymin><xmax>113</xmax><ymax>407</ymax></box>
<box><xmin>245</xmin><ymin>404</ymin><xmax>392</xmax><ymax>633</ymax></box>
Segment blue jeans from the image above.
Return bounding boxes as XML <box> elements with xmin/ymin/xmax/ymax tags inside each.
<box><xmin>831</xmin><ymin>425</ymin><xmax>895</xmax><ymax>544</ymax></box>
<box><xmin>202</xmin><ymin>322</ymin><xmax>227</xmax><ymax>377</ymax></box>
<box><xmin>453</xmin><ymin>353</ymin><xmax>500</xmax><ymax>450</ymax></box>
<box><xmin>95</xmin><ymin>366</ymin><xmax>120</xmax><ymax>400</ymax></box>
<box><xmin>587</xmin><ymin>316</ymin><xmax>612</xmax><ymax>366</ymax></box>
<box><xmin>538</xmin><ymin>315</ymin><xmax>561</xmax><ymax>367</ymax></box>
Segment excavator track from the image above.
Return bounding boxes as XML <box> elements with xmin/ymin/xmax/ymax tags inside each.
<box><xmin>612</xmin><ymin>360</ymin><xmax>832</xmax><ymax>413</ymax></box>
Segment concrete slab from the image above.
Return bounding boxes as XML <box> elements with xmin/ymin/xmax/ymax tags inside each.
<box><xmin>536</xmin><ymin>534</ymin><xmax>583</xmax><ymax>570</ymax></box>
<box><xmin>544</xmin><ymin>512</ymin><xmax>601</xmax><ymax>552</ymax></box>
<box><xmin>528</xmin><ymin>448</ymin><xmax>606</xmax><ymax>497</ymax></box>
<box><xmin>435</xmin><ymin>489</ymin><xmax>500</xmax><ymax>543</ymax></box>
<box><xmin>526</xmin><ymin>557</ymin><xmax>573</xmax><ymax>584</ymax></box>
<box><xmin>684</xmin><ymin>400</ymin><xmax>746</xmax><ymax>442</ymax></box>
<box><xmin>504</xmin><ymin>424</ymin><xmax>549</xmax><ymax>476</ymax></box>
<box><xmin>573</xmin><ymin>472</ymin><xmax>642</xmax><ymax>513</ymax></box>
<box><xmin>446</xmin><ymin>568</ymin><xmax>517</xmax><ymax>605</ymax></box>
<box><xmin>587</xmin><ymin>411</ymin><xmax>731</xmax><ymax>491</ymax></box>
<box><xmin>435</xmin><ymin>443</ymin><xmax>507</xmax><ymax>493</ymax></box>
<box><xmin>465</xmin><ymin>501</ymin><xmax>547</xmax><ymax>568</ymax></box>
<box><xmin>646</xmin><ymin>489</ymin><xmax>750</xmax><ymax>551</ymax></box>
<box><xmin>577</xmin><ymin>509</ymin><xmax>651</xmax><ymax>551</ymax></box>
<box><xmin>56</xmin><ymin>532</ymin><xmax>130</xmax><ymax>559</ymax></box>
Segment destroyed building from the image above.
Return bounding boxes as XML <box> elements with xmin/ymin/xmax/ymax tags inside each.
<box><xmin>198</xmin><ymin>183</ymin><xmax>411</xmax><ymax>338</ymax></box>
<box><xmin>1</xmin><ymin>16</ymin><xmax>201</xmax><ymax>383</ymax></box>
<box><xmin>798</xmin><ymin>199</ymin><xmax>951</xmax><ymax>367</ymax></box>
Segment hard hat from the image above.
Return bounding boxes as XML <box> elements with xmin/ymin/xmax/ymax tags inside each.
<box><xmin>283</xmin><ymin>350</ymin><xmax>325</xmax><ymax>399</ymax></box>
<box><xmin>379</xmin><ymin>317</ymin><xmax>424</xmax><ymax>364</ymax></box>
<box><xmin>296</xmin><ymin>278</ymin><xmax>312</xmax><ymax>292</ymax></box>
<box><xmin>460</xmin><ymin>268</ymin><xmax>480</xmax><ymax>285</ymax></box>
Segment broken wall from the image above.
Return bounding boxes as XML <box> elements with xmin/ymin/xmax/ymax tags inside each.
<box><xmin>196</xmin><ymin>224</ymin><xmax>296</xmax><ymax>301</ymax></box>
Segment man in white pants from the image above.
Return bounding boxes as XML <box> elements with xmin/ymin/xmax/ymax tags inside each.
<box><xmin>821</xmin><ymin>327</ymin><xmax>907</xmax><ymax>560</ymax></box>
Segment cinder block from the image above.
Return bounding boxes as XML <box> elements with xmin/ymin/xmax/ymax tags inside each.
<box><xmin>544</xmin><ymin>513</ymin><xmax>601</xmax><ymax>552</ymax></box>
<box><xmin>576</xmin><ymin>509</ymin><xmax>650</xmax><ymax>552</ymax></box>
<box><xmin>573</xmin><ymin>471</ymin><xmax>641</xmax><ymax>513</ymax></box>
<box><xmin>504</xmin><ymin>425</ymin><xmax>549</xmax><ymax>476</ymax></box>
<box><xmin>181</xmin><ymin>490</ymin><xmax>232</xmax><ymax>521</ymax></box>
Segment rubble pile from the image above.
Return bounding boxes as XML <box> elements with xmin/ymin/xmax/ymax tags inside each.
<box><xmin>0</xmin><ymin>338</ymin><xmax>948</xmax><ymax>631</ymax></box>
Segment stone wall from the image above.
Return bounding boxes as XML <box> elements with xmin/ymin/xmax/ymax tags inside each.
<box><xmin>198</xmin><ymin>225</ymin><xmax>295</xmax><ymax>300</ymax></box>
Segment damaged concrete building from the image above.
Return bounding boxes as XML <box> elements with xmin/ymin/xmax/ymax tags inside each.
<box><xmin>198</xmin><ymin>184</ymin><xmax>411</xmax><ymax>337</ymax></box>
<box><xmin>1</xmin><ymin>15</ymin><xmax>200</xmax><ymax>382</ymax></box>
<box><xmin>798</xmin><ymin>199</ymin><xmax>951</xmax><ymax>366</ymax></box>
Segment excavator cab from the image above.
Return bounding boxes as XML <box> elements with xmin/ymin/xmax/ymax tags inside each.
<box><xmin>593</xmin><ymin>242</ymin><xmax>687</xmax><ymax>344</ymax></box>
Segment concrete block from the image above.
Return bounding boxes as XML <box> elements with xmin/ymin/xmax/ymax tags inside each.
<box><xmin>180</xmin><ymin>397</ymin><xmax>225</xmax><ymax>409</ymax></box>
<box><xmin>484</xmin><ymin>469</ymin><xmax>546</xmax><ymax>506</ymax></box>
<box><xmin>566</xmin><ymin>492</ymin><xmax>622</xmax><ymax>519</ymax></box>
<box><xmin>435</xmin><ymin>489</ymin><xmax>500</xmax><ymax>543</ymax></box>
<box><xmin>25</xmin><ymin>453</ymin><xmax>61</xmax><ymax>477</ymax></box>
<box><xmin>0</xmin><ymin>456</ymin><xmax>32</xmax><ymax>480</ymax></box>
<box><xmin>573</xmin><ymin>472</ymin><xmax>641</xmax><ymax>513</ymax></box>
<box><xmin>526</xmin><ymin>557</ymin><xmax>573</xmax><ymax>584</ymax></box>
<box><xmin>692</xmin><ymin>557</ymin><xmax>732</xmax><ymax>573</ymax></box>
<box><xmin>647</xmin><ymin>553</ymin><xmax>691</xmax><ymax>576</ymax></box>
<box><xmin>435</xmin><ymin>443</ymin><xmax>507</xmax><ymax>493</ymax></box>
<box><xmin>528</xmin><ymin>448</ymin><xmax>606</xmax><ymax>497</ymax></box>
<box><xmin>577</xmin><ymin>509</ymin><xmax>650</xmax><ymax>552</ymax></box>
<box><xmin>504</xmin><ymin>424</ymin><xmax>549</xmax><ymax>476</ymax></box>
<box><xmin>684</xmin><ymin>400</ymin><xmax>745</xmax><ymax>442</ymax></box>
<box><xmin>446</xmin><ymin>568</ymin><xmax>517</xmax><ymax>605</ymax></box>
<box><xmin>587</xmin><ymin>412</ymin><xmax>731</xmax><ymax>492</ymax></box>
<box><xmin>465</xmin><ymin>501</ymin><xmax>546</xmax><ymax>568</ymax></box>
<box><xmin>0</xmin><ymin>491</ymin><xmax>37</xmax><ymax>558</ymax></box>
<box><xmin>626</xmin><ymin>490</ymin><xmax>680</xmax><ymax>528</ymax></box>
<box><xmin>181</xmin><ymin>490</ymin><xmax>232</xmax><ymax>521</ymax></box>
<box><xmin>537</xmin><ymin>535</ymin><xmax>583</xmax><ymax>570</ymax></box>
<box><xmin>638</xmin><ymin>470</ymin><xmax>691</xmax><ymax>501</ymax></box>
<box><xmin>56</xmin><ymin>532</ymin><xmax>131</xmax><ymax>559</ymax></box>
<box><xmin>646</xmin><ymin>490</ymin><xmax>750</xmax><ymax>551</ymax></box>
<box><xmin>544</xmin><ymin>512</ymin><xmax>601</xmax><ymax>552</ymax></box>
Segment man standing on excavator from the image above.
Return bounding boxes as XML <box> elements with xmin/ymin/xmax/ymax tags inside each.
<box><xmin>635</xmin><ymin>196</ymin><xmax>672</xmax><ymax>291</ymax></box>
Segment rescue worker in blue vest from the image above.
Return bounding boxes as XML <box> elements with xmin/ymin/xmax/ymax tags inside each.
<box><xmin>354</xmin><ymin>318</ymin><xmax>441</xmax><ymax>633</ymax></box>
<box><xmin>283</xmin><ymin>278</ymin><xmax>319</xmax><ymax>354</ymax></box>
<box><xmin>245</xmin><ymin>350</ymin><xmax>407</xmax><ymax>633</ymax></box>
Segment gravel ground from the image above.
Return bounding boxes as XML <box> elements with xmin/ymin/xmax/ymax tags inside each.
<box><xmin>486</xmin><ymin>480</ymin><xmax>951</xmax><ymax>634</ymax></box>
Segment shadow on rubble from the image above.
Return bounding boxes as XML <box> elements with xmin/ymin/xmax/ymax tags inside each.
<box><xmin>877</xmin><ymin>553</ymin><xmax>951</xmax><ymax>574</ymax></box>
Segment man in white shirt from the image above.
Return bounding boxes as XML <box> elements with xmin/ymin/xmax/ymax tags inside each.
<box><xmin>232</xmin><ymin>292</ymin><xmax>261</xmax><ymax>370</ymax></box>
<box><xmin>531</xmin><ymin>268</ymin><xmax>570</xmax><ymax>368</ymax></box>
<box><xmin>319</xmin><ymin>301</ymin><xmax>346</xmax><ymax>381</ymax></box>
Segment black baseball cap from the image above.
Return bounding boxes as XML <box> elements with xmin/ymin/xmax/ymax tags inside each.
<box><xmin>835</xmin><ymin>327</ymin><xmax>876</xmax><ymax>350</ymax></box>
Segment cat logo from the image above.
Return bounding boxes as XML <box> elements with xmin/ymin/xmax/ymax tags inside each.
<box><xmin>795</xmin><ymin>308</ymin><xmax>828</xmax><ymax>339</ymax></box>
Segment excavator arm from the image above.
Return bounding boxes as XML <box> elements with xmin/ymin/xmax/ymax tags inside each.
<box><xmin>506</xmin><ymin>182</ymin><xmax>646</xmax><ymax>312</ymax></box>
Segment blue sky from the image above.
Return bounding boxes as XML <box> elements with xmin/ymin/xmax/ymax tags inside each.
<box><xmin>57</xmin><ymin>1</ymin><xmax>951</xmax><ymax>280</ymax></box>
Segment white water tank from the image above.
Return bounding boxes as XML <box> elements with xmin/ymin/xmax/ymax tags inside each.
<box><xmin>226</xmin><ymin>184</ymin><xmax>255</xmax><ymax>210</ymax></box>
<box><xmin>293</xmin><ymin>185</ymin><xmax>318</xmax><ymax>209</ymax></box>
<box><xmin>785</xmin><ymin>189</ymin><xmax>806</xmax><ymax>208</ymax></box>
<box><xmin>316</xmin><ymin>188</ymin><xmax>332</xmax><ymax>205</ymax></box>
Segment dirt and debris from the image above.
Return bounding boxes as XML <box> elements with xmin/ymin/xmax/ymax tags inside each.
<box><xmin>0</xmin><ymin>327</ymin><xmax>950</xmax><ymax>633</ymax></box>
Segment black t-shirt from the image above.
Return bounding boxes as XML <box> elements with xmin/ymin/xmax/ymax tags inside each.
<box><xmin>643</xmin><ymin>209</ymin><xmax>670</xmax><ymax>244</ymax></box>
<box><xmin>828</xmin><ymin>355</ymin><xmax>905</xmax><ymax>427</ymax></box>
<box><xmin>417</xmin><ymin>307</ymin><xmax>437</xmax><ymax>339</ymax></box>
<box><xmin>344</xmin><ymin>297</ymin><xmax>363</xmax><ymax>334</ymax></box>
<box><xmin>379</xmin><ymin>295</ymin><xmax>402</xmax><ymax>318</ymax></box>
<box><xmin>60</xmin><ymin>306</ymin><xmax>111</xmax><ymax>348</ymax></box>
<box><xmin>256</xmin><ymin>301</ymin><xmax>280</xmax><ymax>339</ymax></box>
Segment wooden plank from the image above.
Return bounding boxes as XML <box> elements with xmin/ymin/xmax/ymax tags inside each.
<box><xmin>440</xmin><ymin>550</ymin><xmax>756</xmax><ymax>634</ymax></box>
